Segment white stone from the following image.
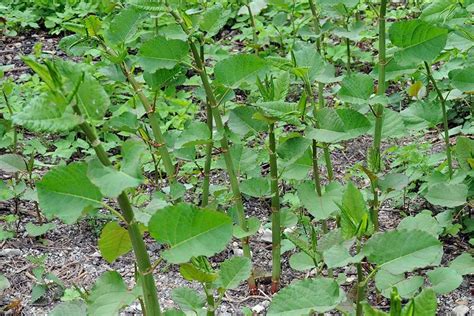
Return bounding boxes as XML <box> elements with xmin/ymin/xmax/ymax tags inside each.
<box><xmin>261</xmin><ymin>228</ymin><xmax>272</xmax><ymax>243</ymax></box>
<box><xmin>451</xmin><ymin>305</ymin><xmax>470</xmax><ymax>316</ymax></box>
<box><xmin>252</xmin><ymin>304</ymin><xmax>266</xmax><ymax>314</ymax></box>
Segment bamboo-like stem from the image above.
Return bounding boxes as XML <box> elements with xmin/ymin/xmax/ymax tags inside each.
<box><xmin>169</xmin><ymin>11</ymin><xmax>257</xmax><ymax>290</ymax></box>
<box><xmin>346</xmin><ymin>38</ymin><xmax>351</xmax><ymax>74</ymax></box>
<box><xmin>120</xmin><ymin>64</ymin><xmax>177</xmax><ymax>185</ymax></box>
<box><xmin>269</xmin><ymin>123</ymin><xmax>281</xmax><ymax>293</ymax></box>
<box><xmin>424</xmin><ymin>61</ymin><xmax>453</xmax><ymax>178</ymax></box>
<box><xmin>204</xmin><ymin>283</ymin><xmax>215</xmax><ymax>316</ymax></box>
<box><xmin>2</xmin><ymin>91</ymin><xmax>17</xmax><ymax>153</ymax></box>
<box><xmin>355</xmin><ymin>240</ymin><xmax>364</xmax><ymax>316</ymax></box>
<box><xmin>245</xmin><ymin>0</ymin><xmax>259</xmax><ymax>54</ymax></box>
<box><xmin>369</xmin><ymin>0</ymin><xmax>388</xmax><ymax>231</ymax></box>
<box><xmin>71</xmin><ymin>104</ymin><xmax>161</xmax><ymax>316</ymax></box>
<box><xmin>201</xmin><ymin>101</ymin><xmax>213</xmax><ymax>207</ymax></box>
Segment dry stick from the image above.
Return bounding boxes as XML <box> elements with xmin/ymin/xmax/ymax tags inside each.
<box><xmin>71</xmin><ymin>103</ymin><xmax>161</xmax><ymax>316</ymax></box>
<box><xmin>269</xmin><ymin>123</ymin><xmax>281</xmax><ymax>293</ymax></box>
<box><xmin>169</xmin><ymin>10</ymin><xmax>257</xmax><ymax>291</ymax></box>
<box><xmin>424</xmin><ymin>61</ymin><xmax>453</xmax><ymax>178</ymax></box>
<box><xmin>121</xmin><ymin>64</ymin><xmax>177</xmax><ymax>186</ymax></box>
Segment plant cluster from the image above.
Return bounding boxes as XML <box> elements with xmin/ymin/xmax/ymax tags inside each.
<box><xmin>0</xmin><ymin>0</ymin><xmax>473</xmax><ymax>315</ymax></box>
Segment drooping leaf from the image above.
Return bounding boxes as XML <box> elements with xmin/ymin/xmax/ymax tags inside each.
<box><xmin>240</xmin><ymin>177</ymin><xmax>271</xmax><ymax>198</ymax></box>
<box><xmin>401</xmin><ymin>288</ymin><xmax>437</xmax><ymax>316</ymax></box>
<box><xmin>0</xmin><ymin>274</ymin><xmax>10</xmax><ymax>292</ymax></box>
<box><xmin>323</xmin><ymin>243</ymin><xmax>363</xmax><ymax>268</ymax></box>
<box><xmin>179</xmin><ymin>263</ymin><xmax>218</xmax><ymax>283</ymax></box>
<box><xmin>338</xmin><ymin>73</ymin><xmax>374</xmax><ymax>104</ymax></box>
<box><xmin>427</xmin><ymin>267</ymin><xmax>463</xmax><ymax>294</ymax></box>
<box><xmin>420</xmin><ymin>0</ymin><xmax>459</xmax><ymax>23</ymax></box>
<box><xmin>379</xmin><ymin>173</ymin><xmax>410</xmax><ymax>192</ymax></box>
<box><xmin>425</xmin><ymin>183</ymin><xmax>468</xmax><ymax>207</ymax></box>
<box><xmin>289</xmin><ymin>252</ymin><xmax>317</xmax><ymax>271</ymax></box>
<box><xmin>171</xmin><ymin>287</ymin><xmax>205</xmax><ymax>312</ymax></box>
<box><xmin>148</xmin><ymin>203</ymin><xmax>233</xmax><ymax>263</ymax></box>
<box><xmin>297</xmin><ymin>182</ymin><xmax>342</xmax><ymax>221</ymax></box>
<box><xmin>375</xmin><ymin>270</ymin><xmax>424</xmax><ymax>299</ymax></box>
<box><xmin>199</xmin><ymin>4</ymin><xmax>231</xmax><ymax>37</ymax></box>
<box><xmin>138</xmin><ymin>36</ymin><xmax>189</xmax><ymax>72</ymax></box>
<box><xmin>293</xmin><ymin>47</ymin><xmax>325</xmax><ymax>81</ymax></box>
<box><xmin>455</xmin><ymin>136</ymin><xmax>474</xmax><ymax>170</ymax></box>
<box><xmin>254</xmin><ymin>101</ymin><xmax>299</xmax><ymax>123</ymax></box>
<box><xmin>397</xmin><ymin>211</ymin><xmax>443</xmax><ymax>237</ymax></box>
<box><xmin>98</xmin><ymin>222</ymin><xmax>132</xmax><ymax>263</ymax></box>
<box><xmin>37</xmin><ymin>162</ymin><xmax>103</xmax><ymax>224</ymax></box>
<box><xmin>0</xmin><ymin>154</ymin><xmax>26</xmax><ymax>173</ymax></box>
<box><xmin>389</xmin><ymin>20</ymin><xmax>448</xmax><ymax>65</ymax></box>
<box><xmin>50</xmin><ymin>301</ymin><xmax>87</xmax><ymax>316</ymax></box>
<box><xmin>25</xmin><ymin>222</ymin><xmax>56</xmax><ymax>237</ymax></box>
<box><xmin>214</xmin><ymin>54</ymin><xmax>268</xmax><ymax>88</ymax></box>
<box><xmin>449</xmin><ymin>67</ymin><xmax>474</xmax><ymax>93</ymax></box>
<box><xmin>105</xmin><ymin>7</ymin><xmax>144</xmax><ymax>45</ymax></box>
<box><xmin>233</xmin><ymin>216</ymin><xmax>260</xmax><ymax>238</ymax></box>
<box><xmin>363</xmin><ymin>229</ymin><xmax>443</xmax><ymax>274</ymax></box>
<box><xmin>267</xmin><ymin>278</ymin><xmax>344</xmax><ymax>315</ymax></box>
<box><xmin>175</xmin><ymin>121</ymin><xmax>211</xmax><ymax>148</ymax></box>
<box><xmin>216</xmin><ymin>256</ymin><xmax>252</xmax><ymax>290</ymax></box>
<box><xmin>449</xmin><ymin>253</ymin><xmax>474</xmax><ymax>275</ymax></box>
<box><xmin>87</xmin><ymin>271</ymin><xmax>137</xmax><ymax>316</ymax></box>
<box><xmin>228</xmin><ymin>106</ymin><xmax>267</xmax><ymax>136</ymax></box>
<box><xmin>339</xmin><ymin>182</ymin><xmax>372</xmax><ymax>239</ymax></box>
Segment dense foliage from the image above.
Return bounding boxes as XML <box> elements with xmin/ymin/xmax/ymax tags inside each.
<box><xmin>1</xmin><ymin>0</ymin><xmax>473</xmax><ymax>315</ymax></box>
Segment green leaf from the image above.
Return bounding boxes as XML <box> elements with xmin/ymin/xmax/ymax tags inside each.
<box><xmin>363</xmin><ymin>229</ymin><xmax>443</xmax><ymax>274</ymax></box>
<box><xmin>425</xmin><ymin>183</ymin><xmax>468</xmax><ymax>207</ymax></box>
<box><xmin>214</xmin><ymin>54</ymin><xmax>268</xmax><ymax>88</ymax></box>
<box><xmin>0</xmin><ymin>274</ymin><xmax>10</xmax><ymax>291</ymax></box>
<box><xmin>175</xmin><ymin>121</ymin><xmax>211</xmax><ymax>148</ymax></box>
<box><xmin>144</xmin><ymin>67</ymin><xmax>183</xmax><ymax>90</ymax></box>
<box><xmin>362</xmin><ymin>303</ymin><xmax>388</xmax><ymax>316</ymax></box>
<box><xmin>397</xmin><ymin>211</ymin><xmax>443</xmax><ymax>237</ymax></box>
<box><xmin>402</xmin><ymin>101</ymin><xmax>443</xmax><ymax>128</ymax></box>
<box><xmin>50</xmin><ymin>301</ymin><xmax>87</xmax><ymax>316</ymax></box>
<box><xmin>420</xmin><ymin>0</ymin><xmax>458</xmax><ymax>22</ymax></box>
<box><xmin>449</xmin><ymin>67</ymin><xmax>474</xmax><ymax>93</ymax></box>
<box><xmin>31</xmin><ymin>284</ymin><xmax>47</xmax><ymax>302</ymax></box>
<box><xmin>105</xmin><ymin>6</ymin><xmax>144</xmax><ymax>45</ymax></box>
<box><xmin>449</xmin><ymin>253</ymin><xmax>474</xmax><ymax>275</ymax></box>
<box><xmin>338</xmin><ymin>73</ymin><xmax>373</xmax><ymax>104</ymax></box>
<box><xmin>389</xmin><ymin>20</ymin><xmax>448</xmax><ymax>65</ymax></box>
<box><xmin>254</xmin><ymin>101</ymin><xmax>299</xmax><ymax>123</ymax></box>
<box><xmin>25</xmin><ymin>222</ymin><xmax>56</xmax><ymax>237</ymax></box>
<box><xmin>277</xmin><ymin>136</ymin><xmax>311</xmax><ymax>164</ymax></box>
<box><xmin>87</xmin><ymin>271</ymin><xmax>137</xmax><ymax>316</ymax></box>
<box><xmin>401</xmin><ymin>288</ymin><xmax>437</xmax><ymax>316</ymax></box>
<box><xmin>98</xmin><ymin>222</ymin><xmax>132</xmax><ymax>263</ymax></box>
<box><xmin>339</xmin><ymin>182</ymin><xmax>372</xmax><ymax>239</ymax></box>
<box><xmin>455</xmin><ymin>136</ymin><xmax>474</xmax><ymax>170</ymax></box>
<box><xmin>138</xmin><ymin>36</ymin><xmax>189</xmax><ymax>72</ymax></box>
<box><xmin>171</xmin><ymin>287</ymin><xmax>205</xmax><ymax>312</ymax></box>
<box><xmin>240</xmin><ymin>177</ymin><xmax>271</xmax><ymax>198</ymax></box>
<box><xmin>0</xmin><ymin>154</ymin><xmax>26</xmax><ymax>173</ymax></box>
<box><xmin>289</xmin><ymin>252</ymin><xmax>317</xmax><ymax>271</ymax></box>
<box><xmin>148</xmin><ymin>203</ymin><xmax>233</xmax><ymax>263</ymax></box>
<box><xmin>37</xmin><ymin>162</ymin><xmax>103</xmax><ymax>224</ymax></box>
<box><xmin>233</xmin><ymin>216</ymin><xmax>260</xmax><ymax>238</ymax></box>
<box><xmin>306</xmin><ymin>108</ymin><xmax>371</xmax><ymax>143</ymax></box>
<box><xmin>323</xmin><ymin>243</ymin><xmax>363</xmax><ymax>268</ymax></box>
<box><xmin>297</xmin><ymin>182</ymin><xmax>342</xmax><ymax>221</ymax></box>
<box><xmin>267</xmin><ymin>278</ymin><xmax>344</xmax><ymax>315</ymax></box>
<box><xmin>75</xmin><ymin>74</ymin><xmax>110</xmax><ymax>120</ymax></box>
<box><xmin>216</xmin><ymin>257</ymin><xmax>252</xmax><ymax>290</ymax></box>
<box><xmin>293</xmin><ymin>47</ymin><xmax>325</xmax><ymax>81</ymax></box>
<box><xmin>228</xmin><ymin>106</ymin><xmax>267</xmax><ymax>136</ymax></box>
<box><xmin>199</xmin><ymin>4</ymin><xmax>231</xmax><ymax>37</ymax></box>
<box><xmin>427</xmin><ymin>267</ymin><xmax>463</xmax><ymax>294</ymax></box>
<box><xmin>375</xmin><ymin>270</ymin><xmax>424</xmax><ymax>299</ymax></box>
<box><xmin>379</xmin><ymin>173</ymin><xmax>410</xmax><ymax>192</ymax></box>
<box><xmin>179</xmin><ymin>263</ymin><xmax>218</xmax><ymax>283</ymax></box>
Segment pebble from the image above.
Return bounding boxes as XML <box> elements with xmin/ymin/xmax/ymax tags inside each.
<box><xmin>233</xmin><ymin>248</ymin><xmax>243</xmax><ymax>256</ymax></box>
<box><xmin>0</xmin><ymin>249</ymin><xmax>22</xmax><ymax>257</ymax></box>
<box><xmin>261</xmin><ymin>228</ymin><xmax>272</xmax><ymax>243</ymax></box>
<box><xmin>451</xmin><ymin>305</ymin><xmax>470</xmax><ymax>316</ymax></box>
<box><xmin>252</xmin><ymin>304</ymin><xmax>266</xmax><ymax>313</ymax></box>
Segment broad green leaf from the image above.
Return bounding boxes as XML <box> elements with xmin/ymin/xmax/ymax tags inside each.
<box><xmin>306</xmin><ymin>108</ymin><xmax>371</xmax><ymax>143</ymax></box>
<box><xmin>362</xmin><ymin>303</ymin><xmax>388</xmax><ymax>316</ymax></box>
<box><xmin>233</xmin><ymin>216</ymin><xmax>260</xmax><ymax>238</ymax></box>
<box><xmin>31</xmin><ymin>284</ymin><xmax>47</xmax><ymax>302</ymax></box>
<box><xmin>449</xmin><ymin>253</ymin><xmax>474</xmax><ymax>275</ymax></box>
<box><xmin>401</xmin><ymin>288</ymin><xmax>437</xmax><ymax>316</ymax></box>
<box><xmin>175</xmin><ymin>121</ymin><xmax>211</xmax><ymax>148</ymax></box>
<box><xmin>323</xmin><ymin>243</ymin><xmax>363</xmax><ymax>268</ymax></box>
<box><xmin>297</xmin><ymin>182</ymin><xmax>342</xmax><ymax>221</ymax></box>
<box><xmin>339</xmin><ymin>182</ymin><xmax>372</xmax><ymax>239</ymax></box>
<box><xmin>0</xmin><ymin>154</ymin><xmax>26</xmax><ymax>173</ymax></box>
<box><xmin>267</xmin><ymin>278</ymin><xmax>344</xmax><ymax>315</ymax></box>
<box><xmin>238</xmin><ymin>0</ymin><xmax>268</xmax><ymax>15</ymax></box>
<box><xmin>25</xmin><ymin>222</ymin><xmax>56</xmax><ymax>237</ymax></box>
<box><xmin>37</xmin><ymin>162</ymin><xmax>103</xmax><ymax>224</ymax></box>
<box><xmin>199</xmin><ymin>4</ymin><xmax>231</xmax><ymax>37</ymax></box>
<box><xmin>449</xmin><ymin>67</ymin><xmax>474</xmax><ymax>93</ymax></box>
<box><xmin>277</xmin><ymin>136</ymin><xmax>311</xmax><ymax>164</ymax></box>
<box><xmin>371</xmin><ymin>58</ymin><xmax>418</xmax><ymax>81</ymax></box>
<box><xmin>50</xmin><ymin>301</ymin><xmax>87</xmax><ymax>316</ymax></box>
<box><xmin>289</xmin><ymin>252</ymin><xmax>317</xmax><ymax>271</ymax></box>
<box><xmin>0</xmin><ymin>274</ymin><xmax>10</xmax><ymax>291</ymax></box>
<box><xmin>179</xmin><ymin>263</ymin><xmax>218</xmax><ymax>283</ymax></box>
<box><xmin>138</xmin><ymin>36</ymin><xmax>189</xmax><ymax>72</ymax></box>
<box><xmin>389</xmin><ymin>20</ymin><xmax>448</xmax><ymax>65</ymax></box>
<box><xmin>254</xmin><ymin>101</ymin><xmax>299</xmax><ymax>123</ymax></box>
<box><xmin>363</xmin><ymin>229</ymin><xmax>443</xmax><ymax>274</ymax></box>
<box><xmin>379</xmin><ymin>173</ymin><xmax>409</xmax><ymax>192</ymax></box>
<box><xmin>87</xmin><ymin>271</ymin><xmax>137</xmax><ymax>316</ymax></box>
<box><xmin>293</xmin><ymin>47</ymin><xmax>325</xmax><ymax>81</ymax></box>
<box><xmin>171</xmin><ymin>287</ymin><xmax>205</xmax><ymax>312</ymax></box>
<box><xmin>214</xmin><ymin>144</ymin><xmax>259</xmax><ymax>177</ymax></box>
<box><xmin>338</xmin><ymin>73</ymin><xmax>373</xmax><ymax>104</ymax></box>
<box><xmin>144</xmin><ymin>67</ymin><xmax>183</xmax><ymax>90</ymax></box>
<box><xmin>427</xmin><ymin>267</ymin><xmax>463</xmax><ymax>294</ymax></box>
<box><xmin>149</xmin><ymin>203</ymin><xmax>233</xmax><ymax>263</ymax></box>
<box><xmin>13</xmin><ymin>94</ymin><xmax>81</xmax><ymax>132</ymax></box>
<box><xmin>401</xmin><ymin>101</ymin><xmax>443</xmax><ymax>128</ymax></box>
<box><xmin>455</xmin><ymin>136</ymin><xmax>474</xmax><ymax>170</ymax></box>
<box><xmin>228</xmin><ymin>106</ymin><xmax>267</xmax><ymax>136</ymax></box>
<box><xmin>375</xmin><ymin>270</ymin><xmax>424</xmax><ymax>298</ymax></box>
<box><xmin>121</xmin><ymin>140</ymin><xmax>147</xmax><ymax>179</ymax></box>
<box><xmin>105</xmin><ymin>7</ymin><xmax>144</xmax><ymax>45</ymax></box>
<box><xmin>216</xmin><ymin>257</ymin><xmax>252</xmax><ymax>290</ymax></box>
<box><xmin>214</xmin><ymin>54</ymin><xmax>268</xmax><ymax>88</ymax></box>
<box><xmin>163</xmin><ymin>309</ymin><xmax>186</xmax><ymax>316</ymax></box>
<box><xmin>98</xmin><ymin>222</ymin><xmax>132</xmax><ymax>263</ymax></box>
<box><xmin>425</xmin><ymin>183</ymin><xmax>468</xmax><ymax>207</ymax></box>
<box><xmin>397</xmin><ymin>211</ymin><xmax>443</xmax><ymax>237</ymax></box>
<box><xmin>240</xmin><ymin>177</ymin><xmax>271</xmax><ymax>198</ymax></box>
<box><xmin>420</xmin><ymin>0</ymin><xmax>458</xmax><ymax>22</ymax></box>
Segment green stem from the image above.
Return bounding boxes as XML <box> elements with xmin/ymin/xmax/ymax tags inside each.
<box><xmin>204</xmin><ymin>283</ymin><xmax>215</xmax><ymax>316</ymax></box>
<box><xmin>355</xmin><ymin>240</ymin><xmax>364</xmax><ymax>316</ymax></box>
<box><xmin>245</xmin><ymin>1</ymin><xmax>259</xmax><ymax>54</ymax></box>
<box><xmin>269</xmin><ymin>123</ymin><xmax>281</xmax><ymax>293</ymax></box>
<box><xmin>121</xmin><ymin>64</ymin><xmax>177</xmax><ymax>185</ymax></box>
<box><xmin>346</xmin><ymin>38</ymin><xmax>351</xmax><ymax>74</ymax></box>
<box><xmin>423</xmin><ymin>61</ymin><xmax>453</xmax><ymax>178</ymax></box>
<box><xmin>201</xmin><ymin>102</ymin><xmax>213</xmax><ymax>207</ymax></box>
<box><xmin>2</xmin><ymin>91</ymin><xmax>17</xmax><ymax>153</ymax></box>
<box><xmin>72</xmin><ymin>104</ymin><xmax>161</xmax><ymax>316</ymax></box>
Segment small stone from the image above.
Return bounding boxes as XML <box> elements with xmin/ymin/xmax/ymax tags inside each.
<box><xmin>261</xmin><ymin>229</ymin><xmax>272</xmax><ymax>243</ymax></box>
<box><xmin>232</xmin><ymin>242</ymin><xmax>239</xmax><ymax>247</ymax></box>
<box><xmin>233</xmin><ymin>248</ymin><xmax>243</xmax><ymax>256</ymax></box>
<box><xmin>452</xmin><ymin>305</ymin><xmax>470</xmax><ymax>316</ymax></box>
<box><xmin>252</xmin><ymin>304</ymin><xmax>265</xmax><ymax>313</ymax></box>
<box><xmin>0</xmin><ymin>249</ymin><xmax>22</xmax><ymax>257</ymax></box>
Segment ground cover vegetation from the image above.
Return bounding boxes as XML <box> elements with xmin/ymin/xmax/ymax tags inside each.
<box><xmin>0</xmin><ymin>0</ymin><xmax>473</xmax><ymax>315</ymax></box>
